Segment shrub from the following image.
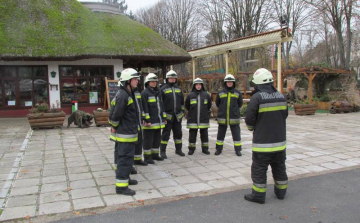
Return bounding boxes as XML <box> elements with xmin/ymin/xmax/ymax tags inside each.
<box><xmin>240</xmin><ymin>103</ymin><xmax>248</xmax><ymax>117</ymax></box>
<box><xmin>319</xmin><ymin>94</ymin><xmax>331</xmax><ymax>102</ymax></box>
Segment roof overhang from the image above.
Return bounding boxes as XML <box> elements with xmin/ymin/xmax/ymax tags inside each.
<box><xmin>188</xmin><ymin>28</ymin><xmax>292</xmax><ymax>59</ymax></box>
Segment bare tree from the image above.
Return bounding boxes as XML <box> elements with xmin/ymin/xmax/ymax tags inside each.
<box><xmin>306</xmin><ymin>0</ymin><xmax>359</xmax><ymax>69</ymax></box>
<box><xmin>272</xmin><ymin>0</ymin><xmax>308</xmax><ymax>69</ymax></box>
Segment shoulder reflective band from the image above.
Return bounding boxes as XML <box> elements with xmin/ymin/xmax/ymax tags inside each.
<box><xmin>190</xmin><ymin>99</ymin><xmax>197</xmax><ymax>104</ymax></box>
<box><xmin>164</xmin><ymin>89</ymin><xmax>172</xmax><ymax>94</ymax></box>
<box><xmin>127</xmin><ymin>97</ymin><xmax>134</xmax><ymax>106</ymax></box>
<box><xmin>259</xmin><ymin>102</ymin><xmax>287</xmax><ymax>113</ymax></box>
<box><xmin>175</xmin><ymin>89</ymin><xmax>181</xmax><ymax>93</ymax></box>
<box><xmin>219</xmin><ymin>93</ymin><xmax>227</xmax><ymax>98</ymax></box>
<box><xmin>252</xmin><ymin>141</ymin><xmax>286</xmax><ymax>152</ymax></box>
<box><xmin>135</xmin><ymin>93</ymin><xmax>141</xmax><ymax>99</ymax></box>
<box><xmin>204</xmin><ymin>99</ymin><xmax>208</xmax><ymax>104</ymax></box>
<box><xmin>148</xmin><ymin>96</ymin><xmax>156</xmax><ymax>102</ymax></box>
<box><xmin>231</xmin><ymin>93</ymin><xmax>239</xmax><ymax>98</ymax></box>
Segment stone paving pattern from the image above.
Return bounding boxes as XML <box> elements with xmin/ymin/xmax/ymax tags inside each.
<box><xmin>0</xmin><ymin>113</ymin><xmax>359</xmax><ymax>221</ymax></box>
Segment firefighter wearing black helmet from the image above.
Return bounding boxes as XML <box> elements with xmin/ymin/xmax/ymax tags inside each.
<box><xmin>244</xmin><ymin>68</ymin><xmax>288</xmax><ymax>204</ymax></box>
<box><xmin>108</xmin><ymin>68</ymin><xmax>142</xmax><ymax>196</ymax></box>
<box><xmin>215</xmin><ymin>74</ymin><xmax>243</xmax><ymax>156</ymax></box>
<box><xmin>159</xmin><ymin>70</ymin><xmax>185</xmax><ymax>158</ymax></box>
<box><xmin>185</xmin><ymin>78</ymin><xmax>212</xmax><ymax>155</ymax></box>
<box><xmin>141</xmin><ymin>73</ymin><xmax>166</xmax><ymax>164</ymax></box>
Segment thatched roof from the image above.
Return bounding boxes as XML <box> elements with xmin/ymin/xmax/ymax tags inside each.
<box><xmin>0</xmin><ymin>0</ymin><xmax>191</xmax><ymax>66</ymax></box>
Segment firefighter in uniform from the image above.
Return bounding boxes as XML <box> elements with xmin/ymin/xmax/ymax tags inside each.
<box><xmin>133</xmin><ymin>84</ymin><xmax>147</xmax><ymax>166</ymax></box>
<box><xmin>160</xmin><ymin>70</ymin><xmax>185</xmax><ymax>158</ymax></box>
<box><xmin>244</xmin><ymin>68</ymin><xmax>288</xmax><ymax>204</ymax></box>
<box><xmin>215</xmin><ymin>74</ymin><xmax>243</xmax><ymax>156</ymax></box>
<box><xmin>108</xmin><ymin>68</ymin><xmax>142</xmax><ymax>196</ymax></box>
<box><xmin>185</xmin><ymin>78</ymin><xmax>212</xmax><ymax>155</ymax></box>
<box><xmin>141</xmin><ymin>73</ymin><xmax>166</xmax><ymax>164</ymax></box>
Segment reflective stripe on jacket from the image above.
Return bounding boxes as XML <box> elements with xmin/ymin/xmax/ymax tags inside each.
<box><xmin>141</xmin><ymin>86</ymin><xmax>166</xmax><ymax>130</ymax></box>
<box><xmin>185</xmin><ymin>90</ymin><xmax>212</xmax><ymax>129</ymax></box>
<box><xmin>108</xmin><ymin>87</ymin><xmax>141</xmax><ymax>142</ymax></box>
<box><xmin>245</xmin><ymin>84</ymin><xmax>288</xmax><ymax>152</ymax></box>
<box><xmin>160</xmin><ymin>83</ymin><xmax>184</xmax><ymax>121</ymax></box>
<box><xmin>216</xmin><ymin>88</ymin><xmax>243</xmax><ymax>125</ymax></box>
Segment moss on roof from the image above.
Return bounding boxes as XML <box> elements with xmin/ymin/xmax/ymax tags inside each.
<box><xmin>0</xmin><ymin>0</ymin><xmax>191</xmax><ymax>62</ymax></box>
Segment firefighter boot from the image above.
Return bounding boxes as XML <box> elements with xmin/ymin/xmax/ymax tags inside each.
<box><xmin>235</xmin><ymin>146</ymin><xmax>242</xmax><ymax>156</ymax></box>
<box><xmin>202</xmin><ymin>147</ymin><xmax>210</xmax><ymax>155</ymax></box>
<box><xmin>188</xmin><ymin>148</ymin><xmax>195</xmax><ymax>155</ymax></box>
<box><xmin>175</xmin><ymin>149</ymin><xmax>185</xmax><ymax>156</ymax></box>
<box><xmin>116</xmin><ymin>187</ymin><xmax>136</xmax><ymax>196</ymax></box>
<box><xmin>244</xmin><ymin>193</ymin><xmax>265</xmax><ymax>204</ymax></box>
<box><xmin>160</xmin><ymin>144</ymin><xmax>167</xmax><ymax>159</ymax></box>
<box><xmin>144</xmin><ymin>155</ymin><xmax>155</xmax><ymax>164</ymax></box>
<box><xmin>129</xmin><ymin>178</ymin><xmax>138</xmax><ymax>185</ymax></box>
<box><xmin>215</xmin><ymin>144</ymin><xmax>222</xmax><ymax>155</ymax></box>
<box><xmin>152</xmin><ymin>154</ymin><xmax>164</xmax><ymax>161</ymax></box>
<box><xmin>130</xmin><ymin>166</ymin><xmax>137</xmax><ymax>175</ymax></box>
<box><xmin>274</xmin><ymin>187</ymin><xmax>287</xmax><ymax>200</ymax></box>
<box><xmin>134</xmin><ymin>160</ymin><xmax>148</xmax><ymax>166</ymax></box>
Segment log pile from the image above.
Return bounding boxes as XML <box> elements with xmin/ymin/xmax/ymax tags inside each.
<box><xmin>27</xmin><ymin>111</ymin><xmax>66</xmax><ymax>129</ymax></box>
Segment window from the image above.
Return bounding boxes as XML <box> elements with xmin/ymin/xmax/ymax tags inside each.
<box><xmin>60</xmin><ymin>66</ymin><xmax>113</xmax><ymax>106</ymax></box>
<box><xmin>0</xmin><ymin>66</ymin><xmax>48</xmax><ymax>109</ymax></box>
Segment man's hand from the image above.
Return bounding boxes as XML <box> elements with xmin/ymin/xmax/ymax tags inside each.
<box><xmin>164</xmin><ymin>120</ymin><xmax>167</xmax><ymax>125</ymax></box>
<box><xmin>143</xmin><ymin>120</ymin><xmax>151</xmax><ymax>127</ymax></box>
<box><xmin>110</xmin><ymin>127</ymin><xmax>116</xmax><ymax>133</ymax></box>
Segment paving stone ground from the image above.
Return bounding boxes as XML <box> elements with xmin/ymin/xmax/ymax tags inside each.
<box><xmin>0</xmin><ymin>113</ymin><xmax>360</xmax><ymax>221</ymax></box>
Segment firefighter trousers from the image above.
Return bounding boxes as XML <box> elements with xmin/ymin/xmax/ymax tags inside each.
<box><xmin>215</xmin><ymin>124</ymin><xmax>241</xmax><ymax>151</ymax></box>
<box><xmin>134</xmin><ymin>130</ymin><xmax>143</xmax><ymax>162</ymax></box>
<box><xmin>115</xmin><ymin>142</ymin><xmax>135</xmax><ymax>188</ymax></box>
<box><xmin>143</xmin><ymin>129</ymin><xmax>161</xmax><ymax>156</ymax></box>
<box><xmin>160</xmin><ymin>118</ymin><xmax>182</xmax><ymax>151</ymax></box>
<box><xmin>251</xmin><ymin>150</ymin><xmax>288</xmax><ymax>200</ymax></box>
<box><xmin>188</xmin><ymin>128</ymin><xmax>209</xmax><ymax>151</ymax></box>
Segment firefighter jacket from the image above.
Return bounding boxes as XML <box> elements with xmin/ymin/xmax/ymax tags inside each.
<box><xmin>185</xmin><ymin>89</ymin><xmax>212</xmax><ymax>129</ymax></box>
<box><xmin>216</xmin><ymin>87</ymin><xmax>243</xmax><ymax>125</ymax></box>
<box><xmin>141</xmin><ymin>86</ymin><xmax>166</xmax><ymax>130</ymax></box>
<box><xmin>245</xmin><ymin>83</ymin><xmax>288</xmax><ymax>153</ymax></box>
<box><xmin>160</xmin><ymin>83</ymin><xmax>185</xmax><ymax>121</ymax></box>
<box><xmin>108</xmin><ymin>86</ymin><xmax>143</xmax><ymax>143</ymax></box>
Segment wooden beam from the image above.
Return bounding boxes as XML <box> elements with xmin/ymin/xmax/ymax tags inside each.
<box><xmin>225</xmin><ymin>51</ymin><xmax>229</xmax><ymax>75</ymax></box>
<box><xmin>277</xmin><ymin>41</ymin><xmax>282</xmax><ymax>91</ymax></box>
<box><xmin>192</xmin><ymin>58</ymin><xmax>196</xmax><ymax>80</ymax></box>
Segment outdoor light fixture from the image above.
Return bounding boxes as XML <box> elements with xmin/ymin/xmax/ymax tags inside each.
<box><xmin>50</xmin><ymin>71</ymin><xmax>56</xmax><ymax>78</ymax></box>
<box><xmin>280</xmin><ymin>15</ymin><xmax>288</xmax><ymax>27</ymax></box>
<box><xmin>116</xmin><ymin>71</ymin><xmax>121</xmax><ymax>78</ymax></box>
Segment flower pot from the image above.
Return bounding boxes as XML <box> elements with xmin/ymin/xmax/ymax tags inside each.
<box><xmin>317</xmin><ymin>101</ymin><xmax>331</xmax><ymax>110</ymax></box>
<box><xmin>93</xmin><ymin>110</ymin><xmax>110</xmax><ymax>127</ymax></box>
<box><xmin>293</xmin><ymin>103</ymin><xmax>317</xmax><ymax>115</ymax></box>
<box><xmin>27</xmin><ymin>111</ymin><xmax>66</xmax><ymax>129</ymax></box>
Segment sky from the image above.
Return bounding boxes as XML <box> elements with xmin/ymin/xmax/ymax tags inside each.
<box><xmin>78</xmin><ymin>0</ymin><xmax>159</xmax><ymax>13</ymax></box>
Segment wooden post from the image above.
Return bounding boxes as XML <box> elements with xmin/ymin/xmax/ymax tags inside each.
<box><xmin>192</xmin><ymin>58</ymin><xmax>196</xmax><ymax>80</ymax></box>
<box><xmin>280</xmin><ymin>74</ymin><xmax>285</xmax><ymax>93</ymax></box>
<box><xmin>277</xmin><ymin>41</ymin><xmax>282</xmax><ymax>91</ymax></box>
<box><xmin>162</xmin><ymin>63</ymin><xmax>167</xmax><ymax>83</ymax></box>
<box><xmin>243</xmin><ymin>75</ymin><xmax>247</xmax><ymax>98</ymax></box>
<box><xmin>306</xmin><ymin>73</ymin><xmax>317</xmax><ymax>104</ymax></box>
<box><xmin>225</xmin><ymin>51</ymin><xmax>229</xmax><ymax>75</ymax></box>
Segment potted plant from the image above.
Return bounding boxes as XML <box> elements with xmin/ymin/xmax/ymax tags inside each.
<box><xmin>317</xmin><ymin>94</ymin><xmax>331</xmax><ymax>110</ymax></box>
<box><xmin>27</xmin><ymin>100</ymin><xmax>66</xmax><ymax>129</ymax></box>
<box><xmin>293</xmin><ymin>98</ymin><xmax>317</xmax><ymax>115</ymax></box>
<box><xmin>93</xmin><ymin>108</ymin><xmax>110</xmax><ymax>127</ymax></box>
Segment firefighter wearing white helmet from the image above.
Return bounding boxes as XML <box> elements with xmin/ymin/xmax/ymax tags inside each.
<box><xmin>108</xmin><ymin>68</ymin><xmax>145</xmax><ymax>196</ymax></box>
<box><xmin>215</xmin><ymin>74</ymin><xmax>243</xmax><ymax>156</ymax></box>
<box><xmin>185</xmin><ymin>78</ymin><xmax>212</xmax><ymax>155</ymax></box>
<box><xmin>141</xmin><ymin>73</ymin><xmax>166</xmax><ymax>164</ymax></box>
<box><xmin>244</xmin><ymin>68</ymin><xmax>288</xmax><ymax>204</ymax></box>
<box><xmin>159</xmin><ymin>70</ymin><xmax>185</xmax><ymax>158</ymax></box>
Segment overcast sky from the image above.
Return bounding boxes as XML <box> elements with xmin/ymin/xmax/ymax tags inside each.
<box><xmin>78</xmin><ymin>0</ymin><xmax>159</xmax><ymax>13</ymax></box>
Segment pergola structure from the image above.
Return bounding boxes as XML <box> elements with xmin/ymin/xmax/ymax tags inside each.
<box><xmin>282</xmin><ymin>66</ymin><xmax>355</xmax><ymax>103</ymax></box>
<box><xmin>187</xmin><ymin>28</ymin><xmax>293</xmax><ymax>91</ymax></box>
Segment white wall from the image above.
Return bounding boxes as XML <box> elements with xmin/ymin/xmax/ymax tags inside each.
<box><xmin>0</xmin><ymin>58</ymin><xmax>123</xmax><ymax>107</ymax></box>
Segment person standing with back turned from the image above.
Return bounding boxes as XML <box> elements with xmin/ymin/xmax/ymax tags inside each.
<box><xmin>244</xmin><ymin>68</ymin><xmax>288</xmax><ymax>204</ymax></box>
